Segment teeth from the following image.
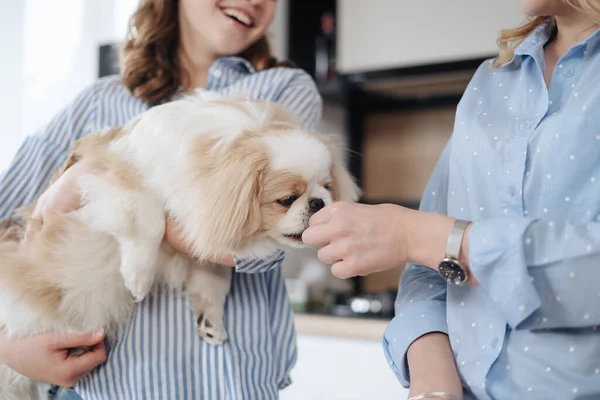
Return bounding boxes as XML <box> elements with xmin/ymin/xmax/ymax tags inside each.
<box><xmin>222</xmin><ymin>8</ymin><xmax>252</xmax><ymax>27</ymax></box>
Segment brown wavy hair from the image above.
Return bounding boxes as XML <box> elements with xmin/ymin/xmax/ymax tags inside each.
<box><xmin>494</xmin><ymin>0</ymin><xmax>600</xmax><ymax>67</ymax></box>
<box><xmin>121</xmin><ymin>0</ymin><xmax>294</xmax><ymax>105</ymax></box>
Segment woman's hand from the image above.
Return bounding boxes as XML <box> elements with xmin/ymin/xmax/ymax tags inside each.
<box><xmin>301</xmin><ymin>202</ymin><xmax>456</xmax><ymax>279</ymax></box>
<box><xmin>164</xmin><ymin>217</ymin><xmax>236</xmax><ymax>266</ymax></box>
<box><xmin>24</xmin><ymin>159</ymin><xmax>91</xmax><ymax>242</ymax></box>
<box><xmin>0</xmin><ymin>328</ymin><xmax>106</xmax><ymax>387</ymax></box>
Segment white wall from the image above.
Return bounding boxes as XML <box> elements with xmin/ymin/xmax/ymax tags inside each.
<box><xmin>269</xmin><ymin>0</ymin><xmax>289</xmax><ymax>59</ymax></box>
<box><xmin>337</xmin><ymin>0</ymin><xmax>525</xmax><ymax>73</ymax></box>
<box><xmin>0</xmin><ymin>0</ymin><xmax>25</xmax><ymax>172</ymax></box>
<box><xmin>0</xmin><ymin>0</ymin><xmax>291</xmax><ymax>173</ymax></box>
<box><xmin>0</xmin><ymin>0</ymin><xmax>139</xmax><ymax>172</ymax></box>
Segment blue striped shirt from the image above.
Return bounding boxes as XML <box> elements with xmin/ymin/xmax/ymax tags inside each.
<box><xmin>0</xmin><ymin>57</ymin><xmax>323</xmax><ymax>399</ymax></box>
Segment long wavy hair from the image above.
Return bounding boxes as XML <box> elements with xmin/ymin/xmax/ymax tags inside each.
<box><xmin>493</xmin><ymin>0</ymin><xmax>600</xmax><ymax>66</ymax></box>
<box><xmin>121</xmin><ymin>0</ymin><xmax>294</xmax><ymax>104</ymax></box>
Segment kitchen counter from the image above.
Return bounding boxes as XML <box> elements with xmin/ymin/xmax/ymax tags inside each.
<box><xmin>283</xmin><ymin>314</ymin><xmax>408</xmax><ymax>400</ymax></box>
<box><xmin>293</xmin><ymin>313</ymin><xmax>390</xmax><ymax>341</ymax></box>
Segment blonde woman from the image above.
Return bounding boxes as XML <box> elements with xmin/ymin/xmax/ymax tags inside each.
<box><xmin>303</xmin><ymin>0</ymin><xmax>600</xmax><ymax>399</ymax></box>
<box><xmin>0</xmin><ymin>0</ymin><xmax>322</xmax><ymax>399</ymax></box>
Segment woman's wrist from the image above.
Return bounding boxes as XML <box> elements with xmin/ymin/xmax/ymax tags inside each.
<box><xmin>406</xmin><ymin>211</ymin><xmax>455</xmax><ymax>269</ymax></box>
<box><xmin>405</xmin><ymin>210</ymin><xmax>475</xmax><ymax>282</ymax></box>
<box><xmin>407</xmin><ymin>333</ymin><xmax>463</xmax><ymax>398</ymax></box>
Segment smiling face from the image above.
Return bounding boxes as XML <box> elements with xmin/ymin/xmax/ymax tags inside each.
<box><xmin>179</xmin><ymin>0</ymin><xmax>277</xmax><ymax>57</ymax></box>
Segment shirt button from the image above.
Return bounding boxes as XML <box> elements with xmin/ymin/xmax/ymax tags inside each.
<box><xmin>563</xmin><ymin>68</ymin><xmax>575</xmax><ymax>78</ymax></box>
<box><xmin>213</xmin><ymin>69</ymin><xmax>223</xmax><ymax>78</ymax></box>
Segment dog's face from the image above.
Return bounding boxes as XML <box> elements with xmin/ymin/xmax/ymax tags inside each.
<box><xmin>156</xmin><ymin>96</ymin><xmax>361</xmax><ymax>259</ymax></box>
<box><xmin>258</xmin><ymin>128</ymin><xmax>339</xmax><ymax>248</ymax></box>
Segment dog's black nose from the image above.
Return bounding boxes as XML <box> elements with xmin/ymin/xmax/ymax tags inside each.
<box><xmin>308</xmin><ymin>198</ymin><xmax>325</xmax><ymax>213</ymax></box>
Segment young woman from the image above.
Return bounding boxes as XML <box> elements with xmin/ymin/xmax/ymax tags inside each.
<box><xmin>0</xmin><ymin>0</ymin><xmax>322</xmax><ymax>399</ymax></box>
<box><xmin>303</xmin><ymin>0</ymin><xmax>600</xmax><ymax>399</ymax></box>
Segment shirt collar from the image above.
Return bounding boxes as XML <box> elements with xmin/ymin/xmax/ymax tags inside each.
<box><xmin>212</xmin><ymin>56</ymin><xmax>256</xmax><ymax>74</ymax></box>
<box><xmin>169</xmin><ymin>56</ymin><xmax>255</xmax><ymax>101</ymax></box>
<box><xmin>502</xmin><ymin>21</ymin><xmax>600</xmax><ymax>67</ymax></box>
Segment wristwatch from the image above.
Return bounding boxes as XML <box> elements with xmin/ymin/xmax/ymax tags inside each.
<box><xmin>438</xmin><ymin>219</ymin><xmax>470</xmax><ymax>286</ymax></box>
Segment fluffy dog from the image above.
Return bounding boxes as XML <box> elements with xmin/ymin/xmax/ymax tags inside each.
<box><xmin>0</xmin><ymin>92</ymin><xmax>360</xmax><ymax>399</ymax></box>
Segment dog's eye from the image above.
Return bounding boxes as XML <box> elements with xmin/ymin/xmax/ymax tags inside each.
<box><xmin>323</xmin><ymin>183</ymin><xmax>332</xmax><ymax>191</ymax></box>
<box><xmin>277</xmin><ymin>195</ymin><xmax>298</xmax><ymax>208</ymax></box>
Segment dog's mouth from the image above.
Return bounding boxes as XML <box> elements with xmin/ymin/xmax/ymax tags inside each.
<box><xmin>282</xmin><ymin>232</ymin><xmax>303</xmax><ymax>242</ymax></box>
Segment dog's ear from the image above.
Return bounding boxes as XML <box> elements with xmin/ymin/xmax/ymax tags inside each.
<box><xmin>318</xmin><ymin>133</ymin><xmax>361</xmax><ymax>203</ymax></box>
<box><xmin>185</xmin><ymin>135</ymin><xmax>267</xmax><ymax>258</ymax></box>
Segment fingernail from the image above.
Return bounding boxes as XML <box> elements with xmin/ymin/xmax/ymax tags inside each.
<box><xmin>92</xmin><ymin>329</ymin><xmax>105</xmax><ymax>338</ymax></box>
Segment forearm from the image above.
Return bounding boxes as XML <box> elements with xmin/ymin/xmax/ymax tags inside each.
<box><xmin>406</xmin><ymin>210</ymin><xmax>477</xmax><ymax>284</ymax></box>
<box><xmin>407</xmin><ymin>333</ymin><xmax>462</xmax><ymax>398</ymax></box>
<box><xmin>406</xmin><ymin>208</ymin><xmax>600</xmax><ymax>328</ymax></box>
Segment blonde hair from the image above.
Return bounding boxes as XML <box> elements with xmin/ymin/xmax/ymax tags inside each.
<box><xmin>494</xmin><ymin>0</ymin><xmax>600</xmax><ymax>67</ymax></box>
<box><xmin>121</xmin><ymin>0</ymin><xmax>293</xmax><ymax>105</ymax></box>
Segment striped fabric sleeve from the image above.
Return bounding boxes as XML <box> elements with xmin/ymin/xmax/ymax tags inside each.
<box><xmin>0</xmin><ymin>83</ymin><xmax>98</xmax><ymax>223</ymax></box>
<box><xmin>234</xmin><ymin>70</ymin><xmax>323</xmax><ymax>274</ymax></box>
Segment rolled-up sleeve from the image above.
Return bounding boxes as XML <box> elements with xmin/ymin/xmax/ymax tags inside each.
<box><xmin>384</xmin><ymin>265</ymin><xmax>449</xmax><ymax>386</ymax></box>
<box><xmin>469</xmin><ymin>217</ymin><xmax>600</xmax><ymax>330</ymax></box>
<box><xmin>383</xmin><ymin>142</ymin><xmax>452</xmax><ymax>387</ymax></box>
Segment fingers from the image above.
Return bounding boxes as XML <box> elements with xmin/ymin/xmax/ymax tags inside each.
<box><xmin>308</xmin><ymin>204</ymin><xmax>334</xmax><ymax>227</ymax></box>
<box><xmin>304</xmin><ymin>202</ymin><xmax>353</xmax><ymax>246</ymax></box>
<box><xmin>24</xmin><ymin>218</ymin><xmax>42</xmax><ymax>244</ymax></box>
<box><xmin>302</xmin><ymin>223</ymin><xmax>335</xmax><ymax>247</ymax></box>
<box><xmin>213</xmin><ymin>255</ymin><xmax>236</xmax><ymax>267</ymax></box>
<box><xmin>331</xmin><ymin>260</ymin><xmax>360</xmax><ymax>279</ymax></box>
<box><xmin>66</xmin><ymin>340</ymin><xmax>107</xmax><ymax>371</ymax></box>
<box><xmin>50</xmin><ymin>330</ymin><xmax>105</xmax><ymax>350</ymax></box>
<box><xmin>316</xmin><ymin>242</ymin><xmax>344</xmax><ymax>265</ymax></box>
<box><xmin>59</xmin><ymin>341</ymin><xmax>107</xmax><ymax>387</ymax></box>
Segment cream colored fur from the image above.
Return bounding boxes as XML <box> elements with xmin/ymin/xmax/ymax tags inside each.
<box><xmin>0</xmin><ymin>92</ymin><xmax>360</xmax><ymax>399</ymax></box>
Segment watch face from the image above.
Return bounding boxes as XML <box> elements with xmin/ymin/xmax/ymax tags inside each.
<box><xmin>439</xmin><ymin>259</ymin><xmax>468</xmax><ymax>285</ymax></box>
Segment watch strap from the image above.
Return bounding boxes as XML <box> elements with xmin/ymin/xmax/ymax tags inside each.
<box><xmin>445</xmin><ymin>219</ymin><xmax>470</xmax><ymax>259</ymax></box>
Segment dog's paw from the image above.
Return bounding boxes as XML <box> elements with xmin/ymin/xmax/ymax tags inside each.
<box><xmin>123</xmin><ymin>270</ymin><xmax>154</xmax><ymax>302</ymax></box>
<box><xmin>196</xmin><ymin>314</ymin><xmax>228</xmax><ymax>345</ymax></box>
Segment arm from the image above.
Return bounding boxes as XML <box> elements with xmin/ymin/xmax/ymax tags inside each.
<box><xmin>408</xmin><ymin>205</ymin><xmax>600</xmax><ymax>331</ymax></box>
<box><xmin>0</xmin><ymin>83</ymin><xmax>98</xmax><ymax>223</ymax></box>
<box><xmin>0</xmin><ymin>84</ymin><xmax>106</xmax><ymax>383</ymax></box>
<box><xmin>383</xmin><ymin>143</ymin><xmax>460</xmax><ymax>393</ymax></box>
<box><xmin>405</xmin><ymin>333</ymin><xmax>463</xmax><ymax>399</ymax></box>
<box><xmin>466</xmin><ymin>217</ymin><xmax>600</xmax><ymax>330</ymax></box>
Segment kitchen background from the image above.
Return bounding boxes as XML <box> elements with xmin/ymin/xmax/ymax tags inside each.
<box><xmin>0</xmin><ymin>1</ymin><xmax>523</xmax><ymax>398</ymax></box>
